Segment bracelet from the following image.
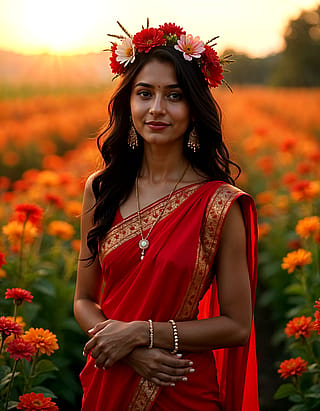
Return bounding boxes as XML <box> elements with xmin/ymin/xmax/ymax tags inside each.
<box><xmin>148</xmin><ymin>319</ymin><xmax>154</xmax><ymax>349</ymax></box>
<box><xmin>169</xmin><ymin>319</ymin><xmax>179</xmax><ymax>354</ymax></box>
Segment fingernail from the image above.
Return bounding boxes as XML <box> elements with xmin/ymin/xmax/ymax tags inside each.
<box><xmin>182</xmin><ymin>377</ymin><xmax>188</xmax><ymax>381</ymax></box>
<box><xmin>176</xmin><ymin>353</ymin><xmax>183</xmax><ymax>358</ymax></box>
<box><xmin>170</xmin><ymin>383</ymin><xmax>175</xmax><ymax>387</ymax></box>
<box><xmin>188</xmin><ymin>361</ymin><xmax>193</xmax><ymax>366</ymax></box>
<box><xmin>94</xmin><ymin>364</ymin><xmax>98</xmax><ymax>369</ymax></box>
<box><xmin>83</xmin><ymin>351</ymin><xmax>86</xmax><ymax>356</ymax></box>
<box><xmin>189</xmin><ymin>368</ymin><xmax>195</xmax><ymax>373</ymax></box>
<box><xmin>88</xmin><ymin>328</ymin><xmax>94</xmax><ymax>333</ymax></box>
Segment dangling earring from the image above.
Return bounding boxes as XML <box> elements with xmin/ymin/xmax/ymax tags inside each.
<box><xmin>128</xmin><ymin>117</ymin><xmax>138</xmax><ymax>149</ymax></box>
<box><xmin>188</xmin><ymin>125</ymin><xmax>200</xmax><ymax>152</ymax></box>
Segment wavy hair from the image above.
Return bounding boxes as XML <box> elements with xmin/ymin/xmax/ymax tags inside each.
<box><xmin>86</xmin><ymin>46</ymin><xmax>240</xmax><ymax>262</ymax></box>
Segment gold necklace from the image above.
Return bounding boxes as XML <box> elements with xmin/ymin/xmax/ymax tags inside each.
<box><xmin>135</xmin><ymin>165</ymin><xmax>189</xmax><ymax>260</ymax></box>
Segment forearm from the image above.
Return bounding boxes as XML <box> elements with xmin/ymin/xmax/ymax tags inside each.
<box><xmin>152</xmin><ymin>316</ymin><xmax>251</xmax><ymax>352</ymax></box>
<box><xmin>74</xmin><ymin>298</ymin><xmax>107</xmax><ymax>336</ymax></box>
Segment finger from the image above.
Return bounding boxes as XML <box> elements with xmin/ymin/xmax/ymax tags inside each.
<box><xmin>159</xmin><ymin>365</ymin><xmax>192</xmax><ymax>377</ymax></box>
<box><xmin>150</xmin><ymin>377</ymin><xmax>176</xmax><ymax>387</ymax></box>
<box><xmin>163</xmin><ymin>355</ymin><xmax>193</xmax><ymax>369</ymax></box>
<box><xmin>154</xmin><ymin>372</ymin><xmax>190</xmax><ymax>383</ymax></box>
<box><xmin>83</xmin><ymin>338</ymin><xmax>97</xmax><ymax>356</ymax></box>
<box><xmin>88</xmin><ymin>322</ymin><xmax>107</xmax><ymax>335</ymax></box>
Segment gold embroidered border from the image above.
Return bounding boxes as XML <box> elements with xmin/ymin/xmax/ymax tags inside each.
<box><xmin>128</xmin><ymin>183</ymin><xmax>244</xmax><ymax>410</ymax></box>
<box><xmin>176</xmin><ymin>184</ymin><xmax>243</xmax><ymax>320</ymax></box>
<box><xmin>99</xmin><ymin>184</ymin><xmax>202</xmax><ymax>262</ymax></box>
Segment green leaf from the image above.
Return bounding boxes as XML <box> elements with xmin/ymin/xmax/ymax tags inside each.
<box><xmin>35</xmin><ymin>359</ymin><xmax>58</xmax><ymax>374</ymax></box>
<box><xmin>285</xmin><ymin>283</ymin><xmax>305</xmax><ymax>295</ymax></box>
<box><xmin>8</xmin><ymin>401</ymin><xmax>19</xmax><ymax>410</ymax></box>
<box><xmin>305</xmin><ymin>393</ymin><xmax>320</xmax><ymax>399</ymax></box>
<box><xmin>33</xmin><ymin>278</ymin><xmax>56</xmax><ymax>296</ymax></box>
<box><xmin>0</xmin><ymin>365</ymin><xmax>11</xmax><ymax>379</ymax></box>
<box><xmin>31</xmin><ymin>385</ymin><xmax>57</xmax><ymax>398</ymax></box>
<box><xmin>274</xmin><ymin>383</ymin><xmax>297</xmax><ymax>399</ymax></box>
<box><xmin>289</xmin><ymin>405</ymin><xmax>308</xmax><ymax>411</ymax></box>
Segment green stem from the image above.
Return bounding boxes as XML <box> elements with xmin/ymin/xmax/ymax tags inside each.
<box><xmin>293</xmin><ymin>376</ymin><xmax>308</xmax><ymax>406</ymax></box>
<box><xmin>24</xmin><ymin>351</ymin><xmax>38</xmax><ymax>393</ymax></box>
<box><xmin>4</xmin><ymin>360</ymin><xmax>18</xmax><ymax>411</ymax></box>
<box><xmin>13</xmin><ymin>304</ymin><xmax>17</xmax><ymax>321</ymax></box>
<box><xmin>0</xmin><ymin>335</ymin><xmax>4</xmax><ymax>355</ymax></box>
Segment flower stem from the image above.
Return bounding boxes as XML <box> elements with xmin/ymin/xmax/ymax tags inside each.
<box><xmin>4</xmin><ymin>360</ymin><xmax>18</xmax><ymax>411</ymax></box>
<box><xmin>24</xmin><ymin>351</ymin><xmax>38</xmax><ymax>393</ymax></box>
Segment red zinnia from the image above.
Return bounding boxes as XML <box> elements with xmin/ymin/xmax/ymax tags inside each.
<box><xmin>0</xmin><ymin>316</ymin><xmax>23</xmax><ymax>337</ymax></box>
<box><xmin>14</xmin><ymin>203</ymin><xmax>43</xmax><ymax>226</ymax></box>
<box><xmin>0</xmin><ymin>252</ymin><xmax>6</xmax><ymax>268</ymax></box>
<box><xmin>313</xmin><ymin>310</ymin><xmax>320</xmax><ymax>334</ymax></box>
<box><xmin>6</xmin><ymin>338</ymin><xmax>35</xmax><ymax>361</ymax></box>
<box><xmin>284</xmin><ymin>316</ymin><xmax>314</xmax><ymax>339</ymax></box>
<box><xmin>133</xmin><ymin>28</ymin><xmax>166</xmax><ymax>53</ymax></box>
<box><xmin>159</xmin><ymin>23</ymin><xmax>186</xmax><ymax>38</ymax></box>
<box><xmin>5</xmin><ymin>288</ymin><xmax>34</xmax><ymax>305</ymax></box>
<box><xmin>109</xmin><ymin>43</ymin><xmax>126</xmax><ymax>75</ymax></box>
<box><xmin>200</xmin><ymin>45</ymin><xmax>223</xmax><ymax>88</ymax></box>
<box><xmin>17</xmin><ymin>392</ymin><xmax>58</xmax><ymax>411</ymax></box>
<box><xmin>278</xmin><ymin>357</ymin><xmax>308</xmax><ymax>379</ymax></box>
<box><xmin>314</xmin><ymin>298</ymin><xmax>320</xmax><ymax>311</ymax></box>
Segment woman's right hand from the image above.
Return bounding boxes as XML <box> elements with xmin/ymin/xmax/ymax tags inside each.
<box><xmin>124</xmin><ymin>347</ymin><xmax>195</xmax><ymax>387</ymax></box>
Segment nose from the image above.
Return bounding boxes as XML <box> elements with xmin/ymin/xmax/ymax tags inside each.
<box><xmin>149</xmin><ymin>95</ymin><xmax>165</xmax><ymax>115</ymax></box>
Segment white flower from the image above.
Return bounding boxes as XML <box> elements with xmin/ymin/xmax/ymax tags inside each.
<box><xmin>116</xmin><ymin>37</ymin><xmax>135</xmax><ymax>66</ymax></box>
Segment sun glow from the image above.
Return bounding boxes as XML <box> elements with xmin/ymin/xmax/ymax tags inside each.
<box><xmin>9</xmin><ymin>0</ymin><xmax>100</xmax><ymax>55</ymax></box>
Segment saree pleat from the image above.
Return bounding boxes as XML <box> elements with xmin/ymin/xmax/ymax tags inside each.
<box><xmin>80</xmin><ymin>181</ymin><xmax>259</xmax><ymax>411</ymax></box>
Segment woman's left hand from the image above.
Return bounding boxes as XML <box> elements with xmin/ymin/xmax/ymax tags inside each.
<box><xmin>83</xmin><ymin>319</ymin><xmax>147</xmax><ymax>369</ymax></box>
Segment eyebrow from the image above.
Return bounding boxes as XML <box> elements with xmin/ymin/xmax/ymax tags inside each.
<box><xmin>134</xmin><ymin>82</ymin><xmax>181</xmax><ymax>89</ymax></box>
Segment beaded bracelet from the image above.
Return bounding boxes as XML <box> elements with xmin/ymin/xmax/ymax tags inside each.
<box><xmin>169</xmin><ymin>319</ymin><xmax>179</xmax><ymax>354</ymax></box>
<box><xmin>148</xmin><ymin>319</ymin><xmax>154</xmax><ymax>349</ymax></box>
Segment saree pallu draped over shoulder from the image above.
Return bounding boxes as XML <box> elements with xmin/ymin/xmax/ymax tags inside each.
<box><xmin>80</xmin><ymin>181</ymin><xmax>259</xmax><ymax>411</ymax></box>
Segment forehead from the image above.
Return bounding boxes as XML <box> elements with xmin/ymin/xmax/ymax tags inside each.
<box><xmin>134</xmin><ymin>59</ymin><xmax>179</xmax><ymax>87</ymax></box>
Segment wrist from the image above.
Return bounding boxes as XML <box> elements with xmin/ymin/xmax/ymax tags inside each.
<box><xmin>130</xmin><ymin>321</ymin><xmax>149</xmax><ymax>347</ymax></box>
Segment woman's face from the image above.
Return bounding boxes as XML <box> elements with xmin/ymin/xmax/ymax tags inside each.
<box><xmin>130</xmin><ymin>59</ymin><xmax>190</xmax><ymax>147</ymax></box>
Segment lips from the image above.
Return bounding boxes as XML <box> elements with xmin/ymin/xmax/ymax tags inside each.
<box><xmin>145</xmin><ymin>120</ymin><xmax>170</xmax><ymax>131</ymax></box>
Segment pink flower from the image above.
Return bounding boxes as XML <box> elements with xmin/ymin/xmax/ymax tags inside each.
<box><xmin>174</xmin><ymin>34</ymin><xmax>205</xmax><ymax>61</ymax></box>
<box><xmin>6</xmin><ymin>338</ymin><xmax>35</xmax><ymax>361</ymax></box>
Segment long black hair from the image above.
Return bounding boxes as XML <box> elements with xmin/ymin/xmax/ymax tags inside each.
<box><xmin>87</xmin><ymin>46</ymin><xmax>240</xmax><ymax>262</ymax></box>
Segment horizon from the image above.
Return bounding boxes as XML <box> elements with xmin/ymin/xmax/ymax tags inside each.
<box><xmin>0</xmin><ymin>0</ymin><xmax>319</xmax><ymax>58</ymax></box>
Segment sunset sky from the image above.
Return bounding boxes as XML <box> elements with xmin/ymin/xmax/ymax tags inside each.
<box><xmin>0</xmin><ymin>0</ymin><xmax>319</xmax><ymax>57</ymax></box>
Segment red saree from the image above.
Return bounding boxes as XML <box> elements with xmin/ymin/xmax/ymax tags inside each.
<box><xmin>80</xmin><ymin>181</ymin><xmax>259</xmax><ymax>410</ymax></box>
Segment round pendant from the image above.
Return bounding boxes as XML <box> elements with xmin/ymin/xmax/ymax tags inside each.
<box><xmin>139</xmin><ymin>239</ymin><xmax>150</xmax><ymax>250</ymax></box>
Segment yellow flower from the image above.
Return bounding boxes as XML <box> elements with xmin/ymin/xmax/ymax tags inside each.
<box><xmin>64</xmin><ymin>201</ymin><xmax>82</xmax><ymax>218</ymax></box>
<box><xmin>47</xmin><ymin>220</ymin><xmax>75</xmax><ymax>240</ymax></box>
<box><xmin>2</xmin><ymin>220</ymin><xmax>38</xmax><ymax>245</ymax></box>
<box><xmin>281</xmin><ymin>248</ymin><xmax>312</xmax><ymax>273</ymax></box>
<box><xmin>296</xmin><ymin>216</ymin><xmax>320</xmax><ymax>239</ymax></box>
<box><xmin>23</xmin><ymin>327</ymin><xmax>59</xmax><ymax>356</ymax></box>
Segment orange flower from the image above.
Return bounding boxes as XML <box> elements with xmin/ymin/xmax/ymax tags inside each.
<box><xmin>36</xmin><ymin>170</ymin><xmax>60</xmax><ymax>187</ymax></box>
<box><xmin>47</xmin><ymin>220</ymin><xmax>75</xmax><ymax>240</ymax></box>
<box><xmin>258</xmin><ymin>223</ymin><xmax>271</xmax><ymax>239</ymax></box>
<box><xmin>64</xmin><ymin>201</ymin><xmax>82</xmax><ymax>218</ymax></box>
<box><xmin>278</xmin><ymin>357</ymin><xmax>308</xmax><ymax>379</ymax></box>
<box><xmin>71</xmin><ymin>239</ymin><xmax>81</xmax><ymax>253</ymax></box>
<box><xmin>23</xmin><ymin>327</ymin><xmax>59</xmax><ymax>356</ymax></box>
<box><xmin>17</xmin><ymin>392</ymin><xmax>58</xmax><ymax>411</ymax></box>
<box><xmin>14</xmin><ymin>203</ymin><xmax>43</xmax><ymax>226</ymax></box>
<box><xmin>2</xmin><ymin>220</ymin><xmax>38</xmax><ymax>245</ymax></box>
<box><xmin>296</xmin><ymin>216</ymin><xmax>320</xmax><ymax>239</ymax></box>
<box><xmin>285</xmin><ymin>316</ymin><xmax>314</xmax><ymax>339</ymax></box>
<box><xmin>256</xmin><ymin>191</ymin><xmax>275</xmax><ymax>206</ymax></box>
<box><xmin>281</xmin><ymin>248</ymin><xmax>312</xmax><ymax>273</ymax></box>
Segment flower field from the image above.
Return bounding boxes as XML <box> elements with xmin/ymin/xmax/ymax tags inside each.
<box><xmin>0</xmin><ymin>86</ymin><xmax>319</xmax><ymax>410</ymax></box>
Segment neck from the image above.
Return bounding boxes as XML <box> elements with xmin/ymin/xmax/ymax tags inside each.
<box><xmin>139</xmin><ymin>142</ymin><xmax>188</xmax><ymax>183</ymax></box>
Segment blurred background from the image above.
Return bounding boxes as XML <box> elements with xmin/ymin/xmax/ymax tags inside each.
<box><xmin>0</xmin><ymin>1</ymin><xmax>320</xmax><ymax>410</ymax></box>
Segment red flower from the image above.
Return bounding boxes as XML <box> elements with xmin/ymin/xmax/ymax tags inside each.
<box><xmin>159</xmin><ymin>23</ymin><xmax>186</xmax><ymax>38</ymax></box>
<box><xmin>0</xmin><ymin>316</ymin><xmax>23</xmax><ymax>337</ymax></box>
<box><xmin>0</xmin><ymin>252</ymin><xmax>6</xmax><ymax>268</ymax></box>
<box><xmin>313</xmin><ymin>310</ymin><xmax>320</xmax><ymax>334</ymax></box>
<box><xmin>109</xmin><ymin>43</ymin><xmax>126</xmax><ymax>75</ymax></box>
<box><xmin>285</xmin><ymin>316</ymin><xmax>314</xmax><ymax>339</ymax></box>
<box><xmin>44</xmin><ymin>193</ymin><xmax>64</xmax><ymax>209</ymax></box>
<box><xmin>133</xmin><ymin>28</ymin><xmax>166</xmax><ymax>53</ymax></box>
<box><xmin>6</xmin><ymin>338</ymin><xmax>35</xmax><ymax>361</ymax></box>
<box><xmin>17</xmin><ymin>392</ymin><xmax>58</xmax><ymax>411</ymax></box>
<box><xmin>14</xmin><ymin>203</ymin><xmax>43</xmax><ymax>226</ymax></box>
<box><xmin>5</xmin><ymin>288</ymin><xmax>34</xmax><ymax>305</ymax></box>
<box><xmin>314</xmin><ymin>298</ymin><xmax>320</xmax><ymax>311</ymax></box>
<box><xmin>278</xmin><ymin>357</ymin><xmax>308</xmax><ymax>379</ymax></box>
<box><xmin>200</xmin><ymin>45</ymin><xmax>223</xmax><ymax>87</ymax></box>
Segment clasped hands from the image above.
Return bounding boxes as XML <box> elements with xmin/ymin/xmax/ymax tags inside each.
<box><xmin>83</xmin><ymin>319</ymin><xmax>195</xmax><ymax>387</ymax></box>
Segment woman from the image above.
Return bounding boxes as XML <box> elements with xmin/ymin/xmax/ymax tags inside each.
<box><xmin>74</xmin><ymin>21</ymin><xmax>259</xmax><ymax>410</ymax></box>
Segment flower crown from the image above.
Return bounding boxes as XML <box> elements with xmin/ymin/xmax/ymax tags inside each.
<box><xmin>106</xmin><ymin>20</ymin><xmax>233</xmax><ymax>89</ymax></box>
